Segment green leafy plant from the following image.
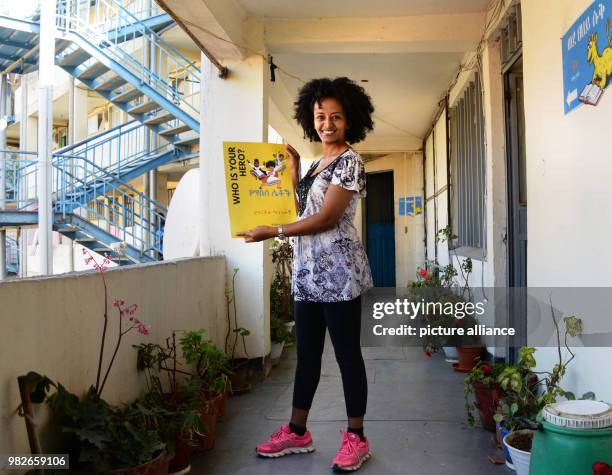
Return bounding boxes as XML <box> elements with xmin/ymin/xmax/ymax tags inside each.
<box><xmin>494</xmin><ymin>306</ymin><xmax>593</xmax><ymax>431</ymax></box>
<box><xmin>179</xmin><ymin>329</ymin><xmax>231</xmax><ymax>397</ymax></box>
<box><xmin>409</xmin><ymin>228</ymin><xmax>477</xmax><ymax>354</ymax></box>
<box><xmin>26</xmin><ymin>377</ymin><xmax>165</xmax><ymax>474</ymax></box>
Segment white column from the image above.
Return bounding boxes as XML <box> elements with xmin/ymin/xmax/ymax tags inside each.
<box><xmin>37</xmin><ymin>0</ymin><xmax>56</xmax><ymax>276</ymax></box>
<box><xmin>199</xmin><ymin>50</ymin><xmax>271</xmax><ymax>358</ymax></box>
<box><xmin>0</xmin><ymin>74</ymin><xmax>8</xmax><ymax>280</ymax></box>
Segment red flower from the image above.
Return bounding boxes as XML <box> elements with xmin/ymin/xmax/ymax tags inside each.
<box><xmin>417</xmin><ymin>267</ymin><xmax>431</xmax><ymax>281</ymax></box>
<box><xmin>593</xmin><ymin>462</ymin><xmax>612</xmax><ymax>475</ymax></box>
<box><xmin>481</xmin><ymin>364</ymin><xmax>493</xmax><ymax>376</ymax></box>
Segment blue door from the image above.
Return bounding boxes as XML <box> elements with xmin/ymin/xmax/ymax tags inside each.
<box><xmin>365</xmin><ymin>171</ymin><xmax>396</xmax><ymax>287</ymax></box>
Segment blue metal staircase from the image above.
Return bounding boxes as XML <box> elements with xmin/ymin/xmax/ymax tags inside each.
<box><xmin>0</xmin><ymin>0</ymin><xmax>201</xmax><ymax>270</ymax></box>
<box><xmin>1</xmin><ymin>150</ymin><xmax>167</xmax><ymax>265</ymax></box>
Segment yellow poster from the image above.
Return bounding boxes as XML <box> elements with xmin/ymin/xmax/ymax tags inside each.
<box><xmin>223</xmin><ymin>142</ymin><xmax>297</xmax><ymax>237</ymax></box>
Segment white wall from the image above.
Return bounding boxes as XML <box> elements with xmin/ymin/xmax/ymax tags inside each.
<box><xmin>0</xmin><ymin>256</ymin><xmax>228</xmax><ymax>454</ymax></box>
<box><xmin>521</xmin><ymin>0</ymin><xmax>612</xmax><ymax>401</ymax></box>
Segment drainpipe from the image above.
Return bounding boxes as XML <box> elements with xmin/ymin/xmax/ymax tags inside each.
<box><xmin>19</xmin><ymin>75</ymin><xmax>28</xmax><ymax>278</ymax></box>
<box><xmin>67</xmin><ymin>76</ymin><xmax>75</xmax><ymax>272</ymax></box>
<box><xmin>37</xmin><ymin>0</ymin><xmax>56</xmax><ymax>276</ymax></box>
<box><xmin>0</xmin><ymin>74</ymin><xmax>7</xmax><ymax>280</ymax></box>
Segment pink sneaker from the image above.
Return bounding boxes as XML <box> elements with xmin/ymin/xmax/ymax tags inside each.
<box><xmin>332</xmin><ymin>430</ymin><xmax>371</xmax><ymax>472</ymax></box>
<box><xmin>256</xmin><ymin>424</ymin><xmax>315</xmax><ymax>458</ymax></box>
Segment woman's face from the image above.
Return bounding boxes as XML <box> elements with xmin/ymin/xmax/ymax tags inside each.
<box><xmin>313</xmin><ymin>97</ymin><xmax>348</xmax><ymax>145</ymax></box>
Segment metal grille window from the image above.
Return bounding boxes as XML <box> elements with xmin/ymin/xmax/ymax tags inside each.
<box><xmin>450</xmin><ymin>72</ymin><xmax>486</xmax><ymax>249</ymax></box>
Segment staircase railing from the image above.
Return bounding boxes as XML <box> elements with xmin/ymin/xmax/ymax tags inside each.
<box><xmin>1</xmin><ymin>150</ymin><xmax>166</xmax><ymax>255</ymax></box>
<box><xmin>56</xmin><ymin>119</ymin><xmax>178</xmax><ymax>184</ymax></box>
<box><xmin>56</xmin><ymin>0</ymin><xmax>200</xmax><ymax>119</ymax></box>
<box><xmin>53</xmin><ymin>153</ymin><xmax>167</xmax><ymax>254</ymax></box>
<box><xmin>0</xmin><ymin>150</ymin><xmax>38</xmax><ymax>209</ymax></box>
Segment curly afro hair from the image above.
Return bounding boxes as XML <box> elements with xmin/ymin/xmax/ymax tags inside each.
<box><xmin>293</xmin><ymin>77</ymin><xmax>374</xmax><ymax>144</ymax></box>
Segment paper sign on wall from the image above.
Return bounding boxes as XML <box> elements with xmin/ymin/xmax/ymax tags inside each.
<box><xmin>562</xmin><ymin>0</ymin><xmax>612</xmax><ymax>114</ymax></box>
<box><xmin>223</xmin><ymin>142</ymin><xmax>296</xmax><ymax>237</ymax></box>
<box><xmin>398</xmin><ymin>195</ymin><xmax>423</xmax><ymax>216</ymax></box>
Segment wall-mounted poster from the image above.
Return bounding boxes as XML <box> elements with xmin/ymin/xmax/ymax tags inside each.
<box><xmin>562</xmin><ymin>0</ymin><xmax>612</xmax><ymax>114</ymax></box>
<box><xmin>223</xmin><ymin>142</ymin><xmax>296</xmax><ymax>237</ymax></box>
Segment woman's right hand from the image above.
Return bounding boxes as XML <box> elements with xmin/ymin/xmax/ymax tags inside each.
<box><xmin>285</xmin><ymin>144</ymin><xmax>300</xmax><ymax>169</ymax></box>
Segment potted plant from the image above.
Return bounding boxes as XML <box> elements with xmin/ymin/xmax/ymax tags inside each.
<box><xmin>135</xmin><ymin>337</ymin><xmax>205</xmax><ymax>474</ymax></box>
<box><xmin>179</xmin><ymin>329</ymin><xmax>231</xmax><ymax>451</ymax></box>
<box><xmin>464</xmin><ymin>360</ymin><xmax>507</xmax><ymax>431</ymax></box>
<box><xmin>410</xmin><ymin>253</ymin><xmax>482</xmax><ymax>370</ymax></box>
<box><xmin>495</xmin><ymin>307</ymin><xmax>585</xmax><ymax>475</ymax></box>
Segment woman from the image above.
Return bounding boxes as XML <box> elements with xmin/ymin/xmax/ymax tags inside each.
<box><xmin>237</xmin><ymin>77</ymin><xmax>374</xmax><ymax>472</ymax></box>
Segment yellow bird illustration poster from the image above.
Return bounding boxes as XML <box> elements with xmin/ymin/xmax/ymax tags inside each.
<box><xmin>223</xmin><ymin>142</ymin><xmax>297</xmax><ymax>237</ymax></box>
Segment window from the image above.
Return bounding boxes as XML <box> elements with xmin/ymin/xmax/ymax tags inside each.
<box><xmin>450</xmin><ymin>72</ymin><xmax>486</xmax><ymax>250</ymax></box>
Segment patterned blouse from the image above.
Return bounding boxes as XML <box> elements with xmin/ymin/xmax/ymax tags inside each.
<box><xmin>292</xmin><ymin>148</ymin><xmax>373</xmax><ymax>302</ymax></box>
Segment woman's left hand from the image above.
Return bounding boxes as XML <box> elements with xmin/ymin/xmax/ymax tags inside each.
<box><xmin>236</xmin><ymin>226</ymin><xmax>276</xmax><ymax>243</ymax></box>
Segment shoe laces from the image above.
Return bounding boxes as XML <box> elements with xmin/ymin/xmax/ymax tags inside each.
<box><xmin>270</xmin><ymin>426</ymin><xmax>287</xmax><ymax>441</ymax></box>
<box><xmin>338</xmin><ymin>430</ymin><xmax>360</xmax><ymax>455</ymax></box>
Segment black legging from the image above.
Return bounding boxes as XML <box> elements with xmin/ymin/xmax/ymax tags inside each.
<box><xmin>292</xmin><ymin>295</ymin><xmax>368</xmax><ymax>418</ymax></box>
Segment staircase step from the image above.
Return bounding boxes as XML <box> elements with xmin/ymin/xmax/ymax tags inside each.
<box><xmin>174</xmin><ymin>136</ymin><xmax>199</xmax><ymax>148</ymax></box>
<box><xmin>160</xmin><ymin>124</ymin><xmax>191</xmax><ymax>137</ymax></box>
<box><xmin>75</xmin><ymin>237</ymin><xmax>97</xmax><ymax>243</ymax></box>
<box><xmin>143</xmin><ymin>112</ymin><xmax>175</xmax><ymax>126</ymax></box>
<box><xmin>59</xmin><ymin>47</ymin><xmax>92</xmax><ymax>67</ymax></box>
<box><xmin>59</xmin><ymin>226</ymin><xmax>79</xmax><ymax>233</ymax></box>
<box><xmin>112</xmin><ymin>87</ymin><xmax>144</xmax><ymax>103</ymax></box>
<box><xmin>128</xmin><ymin>100</ymin><xmax>159</xmax><ymax>115</ymax></box>
<box><xmin>95</xmin><ymin>75</ymin><xmax>127</xmax><ymax>92</ymax></box>
<box><xmin>78</xmin><ymin>62</ymin><xmax>111</xmax><ymax>80</ymax></box>
<box><xmin>93</xmin><ymin>247</ymin><xmax>112</xmax><ymax>253</ymax></box>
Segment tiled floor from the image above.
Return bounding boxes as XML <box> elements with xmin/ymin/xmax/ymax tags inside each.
<box><xmin>191</xmin><ymin>341</ymin><xmax>511</xmax><ymax>474</ymax></box>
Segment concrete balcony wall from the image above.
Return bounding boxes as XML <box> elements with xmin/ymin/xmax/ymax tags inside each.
<box><xmin>0</xmin><ymin>256</ymin><xmax>228</xmax><ymax>454</ymax></box>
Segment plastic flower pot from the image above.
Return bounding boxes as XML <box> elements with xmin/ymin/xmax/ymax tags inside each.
<box><xmin>497</xmin><ymin>422</ymin><xmax>514</xmax><ymax>470</ymax></box>
<box><xmin>271</xmin><ymin>341</ymin><xmax>284</xmax><ymax>366</ymax></box>
<box><xmin>503</xmin><ymin>430</ymin><xmax>533</xmax><ymax>475</ymax></box>
<box><xmin>442</xmin><ymin>346</ymin><xmax>459</xmax><ymax>363</ymax></box>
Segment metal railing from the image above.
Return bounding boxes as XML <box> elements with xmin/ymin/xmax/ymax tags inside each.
<box><xmin>1</xmin><ymin>150</ymin><xmax>166</xmax><ymax>254</ymax></box>
<box><xmin>53</xmin><ymin>153</ymin><xmax>167</xmax><ymax>254</ymax></box>
<box><xmin>56</xmin><ymin>0</ymin><xmax>200</xmax><ymax>119</ymax></box>
<box><xmin>0</xmin><ymin>150</ymin><xmax>38</xmax><ymax>209</ymax></box>
<box><xmin>56</xmin><ymin>119</ymin><xmax>177</xmax><ymax>184</ymax></box>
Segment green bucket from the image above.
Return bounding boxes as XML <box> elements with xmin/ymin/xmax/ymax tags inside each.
<box><xmin>530</xmin><ymin>401</ymin><xmax>612</xmax><ymax>475</ymax></box>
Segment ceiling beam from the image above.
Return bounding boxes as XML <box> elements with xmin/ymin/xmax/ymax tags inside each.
<box><xmin>264</xmin><ymin>13</ymin><xmax>485</xmax><ymax>54</ymax></box>
<box><xmin>155</xmin><ymin>0</ymin><xmax>248</xmax><ymax>63</ymax></box>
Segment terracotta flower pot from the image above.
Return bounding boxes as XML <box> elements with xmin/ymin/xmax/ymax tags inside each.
<box><xmin>108</xmin><ymin>451</ymin><xmax>172</xmax><ymax>475</ymax></box>
<box><xmin>229</xmin><ymin>359</ymin><xmax>252</xmax><ymax>395</ymax></box>
<box><xmin>168</xmin><ymin>436</ymin><xmax>195</xmax><ymax>474</ymax></box>
<box><xmin>197</xmin><ymin>400</ymin><xmax>218</xmax><ymax>451</ymax></box>
<box><xmin>472</xmin><ymin>381</ymin><xmax>505</xmax><ymax>432</ymax></box>
<box><xmin>456</xmin><ymin>345</ymin><xmax>483</xmax><ymax>371</ymax></box>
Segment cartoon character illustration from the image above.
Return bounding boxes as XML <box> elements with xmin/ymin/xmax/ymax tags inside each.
<box><xmin>272</xmin><ymin>152</ymin><xmax>286</xmax><ymax>173</ymax></box>
<box><xmin>247</xmin><ymin>159</ymin><xmax>266</xmax><ymax>180</ymax></box>
<box><xmin>259</xmin><ymin>160</ymin><xmax>282</xmax><ymax>189</ymax></box>
<box><xmin>587</xmin><ymin>30</ymin><xmax>612</xmax><ymax>89</ymax></box>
